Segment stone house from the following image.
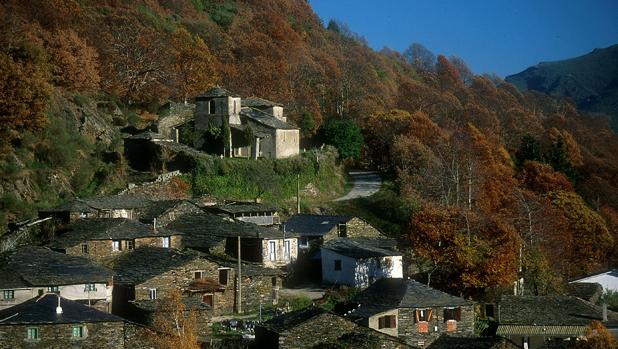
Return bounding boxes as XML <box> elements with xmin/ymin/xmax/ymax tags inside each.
<box><xmin>0</xmin><ymin>294</ymin><xmax>149</xmax><ymax>349</ymax></box>
<box><xmin>321</xmin><ymin>239</ymin><xmax>403</xmax><ymax>289</ymax></box>
<box><xmin>206</xmin><ymin>201</ymin><xmax>281</xmax><ymax>226</ymax></box>
<box><xmin>255</xmin><ymin>307</ymin><xmax>413</xmax><ymax>349</ymax></box>
<box><xmin>194</xmin><ymin>87</ymin><xmax>299</xmax><ymax>159</ymax></box>
<box><xmin>51</xmin><ymin>218</ymin><xmax>182</xmax><ymax>262</ymax></box>
<box><xmin>345</xmin><ymin>278</ymin><xmax>475</xmax><ymax>348</ymax></box>
<box><xmin>0</xmin><ymin>247</ymin><xmax>113</xmax><ymax>312</ymax></box>
<box><xmin>39</xmin><ymin>195</ymin><xmax>152</xmax><ymax>225</ymax></box>
<box><xmin>496</xmin><ymin>295</ymin><xmax>618</xmax><ymax>349</ymax></box>
<box><xmin>168</xmin><ymin>213</ymin><xmax>298</xmax><ymax>268</ymax></box>
<box><xmin>138</xmin><ymin>199</ymin><xmax>203</xmax><ymax>227</ymax></box>
<box><xmin>283</xmin><ymin>214</ymin><xmax>388</xmax><ymax>250</ymax></box>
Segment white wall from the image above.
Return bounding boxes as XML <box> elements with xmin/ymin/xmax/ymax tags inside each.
<box><xmin>571</xmin><ymin>271</ymin><xmax>618</xmax><ymax>292</ymax></box>
<box><xmin>321</xmin><ymin>249</ymin><xmax>403</xmax><ymax>288</ymax></box>
<box><xmin>275</xmin><ymin>129</ymin><xmax>299</xmax><ymax>159</ymax></box>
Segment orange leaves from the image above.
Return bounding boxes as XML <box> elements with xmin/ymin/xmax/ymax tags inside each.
<box><xmin>43</xmin><ymin>28</ymin><xmax>100</xmax><ymax>91</ymax></box>
<box><xmin>436</xmin><ymin>55</ymin><xmax>464</xmax><ymax>90</ymax></box>
<box><xmin>520</xmin><ymin>161</ymin><xmax>573</xmax><ymax>194</ymax></box>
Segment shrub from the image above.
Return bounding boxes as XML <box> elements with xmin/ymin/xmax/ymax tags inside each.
<box><xmin>318</xmin><ymin>118</ymin><xmax>363</xmax><ymax>160</ymax></box>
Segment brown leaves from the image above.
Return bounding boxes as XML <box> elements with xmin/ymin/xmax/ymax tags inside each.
<box><xmin>148</xmin><ymin>289</ymin><xmax>200</xmax><ymax>349</ymax></box>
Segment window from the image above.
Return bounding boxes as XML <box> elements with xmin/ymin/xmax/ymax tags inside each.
<box><xmin>298</xmin><ymin>237</ymin><xmax>309</xmax><ymax>248</ymax></box>
<box><xmin>194</xmin><ymin>271</ymin><xmax>204</xmax><ymax>279</ymax></box>
<box><xmin>162</xmin><ymin>236</ymin><xmax>170</xmax><ymax>248</ymax></box>
<box><xmin>125</xmin><ymin>239</ymin><xmax>135</xmax><ymax>250</ymax></box>
<box><xmin>218</xmin><ymin>269</ymin><xmax>229</xmax><ymax>286</ymax></box>
<box><xmin>444</xmin><ymin>307</ymin><xmax>461</xmax><ymax>321</ymax></box>
<box><xmin>27</xmin><ymin>327</ymin><xmax>39</xmax><ymax>340</ymax></box>
<box><xmin>72</xmin><ymin>325</ymin><xmax>85</xmax><ymax>338</ymax></box>
<box><xmin>284</xmin><ymin>240</ymin><xmax>291</xmax><ymax>261</ymax></box>
<box><xmin>378</xmin><ymin>315</ymin><xmax>397</xmax><ymax>329</ymax></box>
<box><xmin>48</xmin><ymin>286</ymin><xmax>59</xmax><ymax>293</ymax></box>
<box><xmin>416</xmin><ymin>308</ymin><xmax>430</xmax><ymax>322</ymax></box>
<box><xmin>149</xmin><ymin>288</ymin><xmax>157</xmax><ymax>300</ymax></box>
<box><xmin>268</xmin><ymin>241</ymin><xmax>277</xmax><ymax>261</ymax></box>
<box><xmin>202</xmin><ymin>294</ymin><xmax>213</xmax><ymax>306</ymax></box>
<box><xmin>271</xmin><ymin>276</ymin><xmax>278</xmax><ymax>287</ymax></box>
<box><xmin>84</xmin><ymin>284</ymin><xmax>97</xmax><ymax>292</ymax></box>
<box><xmin>112</xmin><ymin>240</ymin><xmax>121</xmax><ymax>251</ymax></box>
<box><xmin>3</xmin><ymin>290</ymin><xmax>14</xmax><ymax>300</ymax></box>
<box><xmin>209</xmin><ymin>100</ymin><xmax>216</xmax><ymax>114</ymax></box>
<box><xmin>334</xmin><ymin>260</ymin><xmax>342</xmax><ymax>271</ymax></box>
<box><xmin>337</xmin><ymin>224</ymin><xmax>347</xmax><ymax>237</ymax></box>
<box><xmin>81</xmin><ymin>243</ymin><xmax>89</xmax><ymax>254</ymax></box>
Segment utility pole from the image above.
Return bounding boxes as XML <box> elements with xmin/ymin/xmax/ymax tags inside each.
<box><xmin>237</xmin><ymin>235</ymin><xmax>242</xmax><ymax>314</ymax></box>
<box><xmin>296</xmin><ymin>173</ymin><xmax>301</xmax><ymax>214</ymax></box>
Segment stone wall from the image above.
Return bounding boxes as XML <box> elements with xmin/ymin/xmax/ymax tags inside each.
<box><xmin>323</xmin><ymin>217</ymin><xmax>385</xmax><ymax>243</ymax></box>
<box><xmin>239</xmin><ymin>275</ymin><xmax>281</xmax><ymax>312</ymax></box>
<box><xmin>368</xmin><ymin>309</ymin><xmax>400</xmax><ymax>337</ymax></box>
<box><xmin>397</xmin><ymin>305</ymin><xmax>475</xmax><ymax>347</ymax></box>
<box><xmin>261</xmin><ymin>238</ymin><xmax>298</xmax><ymax>268</ymax></box>
<box><xmin>274</xmin><ymin>129</ymin><xmax>300</xmax><ymax>159</ymax></box>
<box><xmin>66</xmin><ymin>236</ymin><xmax>182</xmax><ymax>262</ymax></box>
<box><xmin>0</xmin><ymin>321</ymin><xmax>127</xmax><ymax>349</ymax></box>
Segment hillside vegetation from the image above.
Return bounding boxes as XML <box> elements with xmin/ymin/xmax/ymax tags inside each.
<box><xmin>506</xmin><ymin>44</ymin><xmax>618</xmax><ymax>130</ymax></box>
<box><xmin>1</xmin><ymin>0</ymin><xmax>618</xmax><ymax>299</ymax></box>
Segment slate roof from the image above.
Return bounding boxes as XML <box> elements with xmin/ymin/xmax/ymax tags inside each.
<box><xmin>44</xmin><ymin>195</ymin><xmax>151</xmax><ymax>212</ymax></box>
<box><xmin>283</xmin><ymin>214</ymin><xmax>352</xmax><ymax>237</ymax></box>
<box><xmin>207</xmin><ymin>201</ymin><xmax>279</xmax><ymax>215</ymax></box>
<box><xmin>139</xmin><ymin>200</ymin><xmax>202</xmax><ymax>223</ymax></box>
<box><xmin>347</xmin><ymin>278</ymin><xmax>472</xmax><ymax>318</ymax></box>
<box><xmin>126</xmin><ymin>131</ymin><xmax>169</xmax><ymax>141</ymax></box>
<box><xmin>108</xmin><ymin>246</ymin><xmax>200</xmax><ymax>285</ymax></box>
<box><xmin>241</xmin><ymin>97</ymin><xmax>282</xmax><ymax>108</ymax></box>
<box><xmin>260</xmin><ymin>307</ymin><xmax>330</xmax><ymax>333</ymax></box>
<box><xmin>345</xmin><ymin>237</ymin><xmax>398</xmax><ymax>251</ymax></box>
<box><xmin>168</xmin><ymin>213</ymin><xmax>287</xmax><ymax>250</ymax></box>
<box><xmin>204</xmin><ymin>254</ymin><xmax>284</xmax><ymax>277</ymax></box>
<box><xmin>241</xmin><ymin>108</ymin><xmax>298</xmax><ymax>130</ymax></box>
<box><xmin>566</xmin><ymin>282</ymin><xmax>603</xmax><ymax>303</ymax></box>
<box><xmin>51</xmin><ymin>218</ymin><xmax>176</xmax><ymax>247</ymax></box>
<box><xmin>497</xmin><ymin>295</ymin><xmax>609</xmax><ymax>326</ymax></box>
<box><xmin>427</xmin><ymin>335</ymin><xmax>504</xmax><ymax>349</ymax></box>
<box><xmin>196</xmin><ymin>87</ymin><xmax>239</xmax><ymax>99</ymax></box>
<box><xmin>0</xmin><ymin>247</ymin><xmax>113</xmax><ymax>288</ymax></box>
<box><xmin>322</xmin><ymin>239</ymin><xmax>401</xmax><ymax>259</ymax></box>
<box><xmin>0</xmin><ymin>294</ymin><xmax>124</xmax><ymax>325</ymax></box>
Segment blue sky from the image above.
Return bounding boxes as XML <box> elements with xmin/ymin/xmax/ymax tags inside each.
<box><xmin>309</xmin><ymin>0</ymin><xmax>618</xmax><ymax>77</ymax></box>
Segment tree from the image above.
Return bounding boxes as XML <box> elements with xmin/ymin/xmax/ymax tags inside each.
<box><xmin>436</xmin><ymin>55</ymin><xmax>463</xmax><ymax>90</ymax></box>
<box><xmin>301</xmin><ymin>111</ymin><xmax>316</xmax><ymax>135</ymax></box>
<box><xmin>403</xmin><ymin>43</ymin><xmax>435</xmax><ymax>72</ymax></box>
<box><xmin>571</xmin><ymin>321</ymin><xmax>618</xmax><ymax>349</ymax></box>
<box><xmin>43</xmin><ymin>28</ymin><xmax>100</xmax><ymax>91</ymax></box>
<box><xmin>148</xmin><ymin>289</ymin><xmax>199</xmax><ymax>349</ymax></box>
<box><xmin>515</xmin><ymin>135</ymin><xmax>542</xmax><ymax>166</ymax></box>
<box><xmin>449</xmin><ymin>55</ymin><xmax>473</xmax><ymax>86</ymax></box>
<box><xmin>170</xmin><ymin>27</ymin><xmax>218</xmax><ymax>103</ymax></box>
<box><xmin>319</xmin><ymin>118</ymin><xmax>363</xmax><ymax>160</ymax></box>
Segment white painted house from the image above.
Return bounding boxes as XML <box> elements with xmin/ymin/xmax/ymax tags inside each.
<box><xmin>570</xmin><ymin>269</ymin><xmax>618</xmax><ymax>292</ymax></box>
<box><xmin>321</xmin><ymin>239</ymin><xmax>402</xmax><ymax>289</ymax></box>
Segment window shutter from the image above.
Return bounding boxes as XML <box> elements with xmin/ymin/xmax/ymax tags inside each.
<box><xmin>456</xmin><ymin>307</ymin><xmax>462</xmax><ymax>321</ymax></box>
<box><xmin>414</xmin><ymin>309</ymin><xmax>419</xmax><ymax>323</ymax></box>
<box><xmin>378</xmin><ymin>316</ymin><xmax>384</xmax><ymax>329</ymax></box>
<box><xmin>428</xmin><ymin>308</ymin><xmax>433</xmax><ymax>321</ymax></box>
<box><xmin>389</xmin><ymin>315</ymin><xmax>396</xmax><ymax>328</ymax></box>
<box><xmin>443</xmin><ymin>309</ymin><xmax>447</xmax><ymax>323</ymax></box>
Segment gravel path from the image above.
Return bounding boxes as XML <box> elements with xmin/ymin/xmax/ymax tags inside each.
<box><xmin>334</xmin><ymin>170</ymin><xmax>382</xmax><ymax>201</ymax></box>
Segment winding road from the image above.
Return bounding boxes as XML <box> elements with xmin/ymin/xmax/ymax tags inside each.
<box><xmin>334</xmin><ymin>170</ymin><xmax>382</xmax><ymax>201</ymax></box>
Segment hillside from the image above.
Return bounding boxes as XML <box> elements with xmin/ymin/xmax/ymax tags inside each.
<box><xmin>506</xmin><ymin>44</ymin><xmax>618</xmax><ymax>129</ymax></box>
<box><xmin>2</xmin><ymin>0</ymin><xmax>618</xmax><ymax>297</ymax></box>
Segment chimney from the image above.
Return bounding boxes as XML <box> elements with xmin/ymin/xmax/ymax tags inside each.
<box><xmin>56</xmin><ymin>295</ymin><xmax>63</xmax><ymax>315</ymax></box>
<box><xmin>603</xmin><ymin>304</ymin><xmax>608</xmax><ymax>322</ymax></box>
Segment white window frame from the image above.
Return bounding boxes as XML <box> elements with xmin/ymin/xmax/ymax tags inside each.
<box><xmin>112</xmin><ymin>240</ymin><xmax>121</xmax><ymax>251</ymax></box>
<box><xmin>162</xmin><ymin>236</ymin><xmax>170</xmax><ymax>248</ymax></box>
<box><xmin>268</xmin><ymin>240</ymin><xmax>277</xmax><ymax>261</ymax></box>
<box><xmin>3</xmin><ymin>290</ymin><xmax>15</xmax><ymax>300</ymax></box>
<box><xmin>149</xmin><ymin>288</ymin><xmax>157</xmax><ymax>300</ymax></box>
<box><xmin>125</xmin><ymin>239</ymin><xmax>135</xmax><ymax>250</ymax></box>
<box><xmin>72</xmin><ymin>325</ymin><xmax>86</xmax><ymax>339</ymax></box>
<box><xmin>84</xmin><ymin>284</ymin><xmax>97</xmax><ymax>292</ymax></box>
<box><xmin>284</xmin><ymin>239</ymin><xmax>291</xmax><ymax>261</ymax></box>
<box><xmin>26</xmin><ymin>327</ymin><xmax>39</xmax><ymax>340</ymax></box>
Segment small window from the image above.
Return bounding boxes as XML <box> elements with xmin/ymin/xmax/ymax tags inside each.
<box><xmin>484</xmin><ymin>303</ymin><xmax>495</xmax><ymax>318</ymax></box>
<box><xmin>299</xmin><ymin>237</ymin><xmax>309</xmax><ymax>248</ymax></box>
<box><xmin>72</xmin><ymin>325</ymin><xmax>85</xmax><ymax>338</ymax></box>
<box><xmin>209</xmin><ymin>100</ymin><xmax>216</xmax><ymax>114</ymax></box>
<box><xmin>268</xmin><ymin>241</ymin><xmax>277</xmax><ymax>261</ymax></box>
<box><xmin>27</xmin><ymin>327</ymin><xmax>39</xmax><ymax>340</ymax></box>
<box><xmin>149</xmin><ymin>288</ymin><xmax>157</xmax><ymax>300</ymax></box>
<box><xmin>81</xmin><ymin>243</ymin><xmax>89</xmax><ymax>254</ymax></box>
<box><xmin>48</xmin><ymin>286</ymin><xmax>59</xmax><ymax>293</ymax></box>
<box><xmin>112</xmin><ymin>240</ymin><xmax>121</xmax><ymax>251</ymax></box>
<box><xmin>337</xmin><ymin>224</ymin><xmax>347</xmax><ymax>237</ymax></box>
<box><xmin>125</xmin><ymin>240</ymin><xmax>135</xmax><ymax>250</ymax></box>
<box><xmin>218</xmin><ymin>269</ymin><xmax>229</xmax><ymax>286</ymax></box>
<box><xmin>378</xmin><ymin>315</ymin><xmax>397</xmax><ymax>329</ymax></box>
<box><xmin>444</xmin><ymin>307</ymin><xmax>461</xmax><ymax>322</ymax></box>
<box><xmin>84</xmin><ymin>284</ymin><xmax>97</xmax><ymax>292</ymax></box>
<box><xmin>271</xmin><ymin>276</ymin><xmax>277</xmax><ymax>287</ymax></box>
<box><xmin>334</xmin><ymin>260</ymin><xmax>342</xmax><ymax>271</ymax></box>
<box><xmin>203</xmin><ymin>294</ymin><xmax>213</xmax><ymax>306</ymax></box>
<box><xmin>194</xmin><ymin>271</ymin><xmax>204</xmax><ymax>280</ymax></box>
<box><xmin>3</xmin><ymin>290</ymin><xmax>15</xmax><ymax>300</ymax></box>
<box><xmin>416</xmin><ymin>308</ymin><xmax>430</xmax><ymax>322</ymax></box>
<box><xmin>162</xmin><ymin>236</ymin><xmax>170</xmax><ymax>248</ymax></box>
<box><xmin>284</xmin><ymin>239</ymin><xmax>291</xmax><ymax>261</ymax></box>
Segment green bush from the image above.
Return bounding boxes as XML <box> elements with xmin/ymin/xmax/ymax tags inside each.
<box><xmin>318</xmin><ymin>118</ymin><xmax>363</xmax><ymax>160</ymax></box>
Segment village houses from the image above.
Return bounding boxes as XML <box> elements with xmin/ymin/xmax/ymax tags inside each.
<box><xmin>0</xmin><ymin>247</ymin><xmax>114</xmax><ymax>312</ymax></box>
<box><xmin>206</xmin><ymin>201</ymin><xmax>281</xmax><ymax>226</ymax></box>
<box><xmin>39</xmin><ymin>195</ymin><xmax>152</xmax><ymax>224</ymax></box>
